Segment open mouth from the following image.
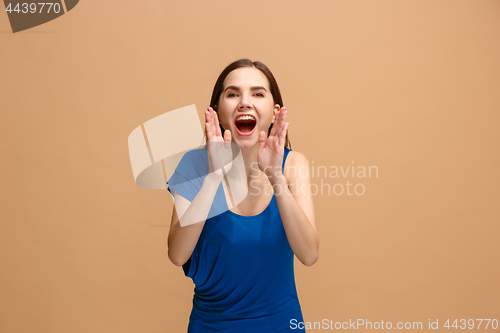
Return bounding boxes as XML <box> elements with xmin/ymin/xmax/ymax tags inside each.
<box><xmin>234</xmin><ymin>114</ymin><xmax>257</xmax><ymax>136</ymax></box>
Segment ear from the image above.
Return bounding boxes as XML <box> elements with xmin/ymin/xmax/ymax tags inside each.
<box><xmin>272</xmin><ymin>104</ymin><xmax>280</xmax><ymax>122</ymax></box>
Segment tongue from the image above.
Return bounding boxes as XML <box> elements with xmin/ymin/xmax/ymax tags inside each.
<box><xmin>239</xmin><ymin>125</ymin><xmax>254</xmax><ymax>133</ymax></box>
<box><xmin>236</xmin><ymin>119</ymin><xmax>255</xmax><ymax>133</ymax></box>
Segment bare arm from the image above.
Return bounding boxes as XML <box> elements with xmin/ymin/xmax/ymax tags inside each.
<box><xmin>272</xmin><ymin>151</ymin><xmax>318</xmax><ymax>266</ymax></box>
<box><xmin>257</xmin><ymin>107</ymin><xmax>319</xmax><ymax>266</ymax></box>
<box><xmin>167</xmin><ymin>107</ymin><xmax>232</xmax><ymax>266</ymax></box>
<box><xmin>167</xmin><ymin>172</ymin><xmax>223</xmax><ymax>266</ymax></box>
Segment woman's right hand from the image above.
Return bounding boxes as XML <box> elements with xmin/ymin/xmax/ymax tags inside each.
<box><xmin>205</xmin><ymin>107</ymin><xmax>233</xmax><ymax>178</ymax></box>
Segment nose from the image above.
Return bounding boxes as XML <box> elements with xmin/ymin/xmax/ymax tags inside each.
<box><xmin>238</xmin><ymin>93</ymin><xmax>253</xmax><ymax>110</ymax></box>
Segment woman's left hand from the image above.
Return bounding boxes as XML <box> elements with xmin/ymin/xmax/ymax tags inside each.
<box><xmin>257</xmin><ymin>107</ymin><xmax>289</xmax><ymax>181</ymax></box>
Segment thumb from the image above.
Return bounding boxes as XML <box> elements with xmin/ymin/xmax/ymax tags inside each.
<box><xmin>224</xmin><ymin>129</ymin><xmax>232</xmax><ymax>149</ymax></box>
<box><xmin>224</xmin><ymin>129</ymin><xmax>231</xmax><ymax>142</ymax></box>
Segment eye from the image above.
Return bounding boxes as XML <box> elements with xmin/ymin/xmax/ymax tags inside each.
<box><xmin>254</xmin><ymin>92</ymin><xmax>264</xmax><ymax>97</ymax></box>
<box><xmin>227</xmin><ymin>93</ymin><xmax>238</xmax><ymax>97</ymax></box>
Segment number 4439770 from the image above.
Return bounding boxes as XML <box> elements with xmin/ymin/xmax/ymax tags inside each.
<box><xmin>5</xmin><ymin>3</ymin><xmax>62</xmax><ymax>14</ymax></box>
<box><xmin>444</xmin><ymin>319</ymin><xmax>498</xmax><ymax>329</ymax></box>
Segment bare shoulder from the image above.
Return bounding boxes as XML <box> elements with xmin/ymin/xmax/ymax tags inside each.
<box><xmin>286</xmin><ymin>150</ymin><xmax>308</xmax><ymax>166</ymax></box>
<box><xmin>284</xmin><ymin>150</ymin><xmax>309</xmax><ymax>181</ymax></box>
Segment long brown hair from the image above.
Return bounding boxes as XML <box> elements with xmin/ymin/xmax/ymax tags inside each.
<box><xmin>209</xmin><ymin>59</ymin><xmax>291</xmax><ymax>149</ymax></box>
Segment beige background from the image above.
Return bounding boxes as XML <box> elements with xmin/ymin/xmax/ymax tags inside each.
<box><xmin>1</xmin><ymin>0</ymin><xmax>499</xmax><ymax>332</ymax></box>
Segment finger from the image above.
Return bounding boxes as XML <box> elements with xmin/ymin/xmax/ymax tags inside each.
<box><xmin>207</xmin><ymin>114</ymin><xmax>216</xmax><ymax>140</ymax></box>
<box><xmin>208</xmin><ymin>108</ymin><xmax>216</xmax><ymax>137</ymax></box>
<box><xmin>269</xmin><ymin>109</ymin><xmax>281</xmax><ymax>137</ymax></box>
<box><xmin>281</xmin><ymin>112</ymin><xmax>288</xmax><ymax>133</ymax></box>
<box><xmin>275</xmin><ymin>107</ymin><xmax>285</xmax><ymax>136</ymax></box>
<box><xmin>206</xmin><ymin>108</ymin><xmax>212</xmax><ymax>123</ymax></box>
<box><xmin>212</xmin><ymin>109</ymin><xmax>222</xmax><ymax>137</ymax></box>
<box><xmin>208</xmin><ymin>108</ymin><xmax>215</xmax><ymax>135</ymax></box>
<box><xmin>278</xmin><ymin>122</ymin><xmax>288</xmax><ymax>147</ymax></box>
<box><xmin>206</xmin><ymin>122</ymin><xmax>212</xmax><ymax>141</ymax></box>
<box><xmin>279</xmin><ymin>107</ymin><xmax>287</xmax><ymax>129</ymax></box>
<box><xmin>205</xmin><ymin>111</ymin><xmax>210</xmax><ymax>135</ymax></box>
<box><xmin>207</xmin><ymin>110</ymin><xmax>215</xmax><ymax>142</ymax></box>
<box><xmin>276</xmin><ymin>107</ymin><xmax>286</xmax><ymax>131</ymax></box>
<box><xmin>281</xmin><ymin>107</ymin><xmax>287</xmax><ymax>124</ymax></box>
<box><xmin>276</xmin><ymin>108</ymin><xmax>287</xmax><ymax>139</ymax></box>
<box><xmin>259</xmin><ymin>131</ymin><xmax>266</xmax><ymax>150</ymax></box>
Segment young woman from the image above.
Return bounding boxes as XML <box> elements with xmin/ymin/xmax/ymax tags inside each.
<box><xmin>167</xmin><ymin>59</ymin><xmax>319</xmax><ymax>332</ymax></box>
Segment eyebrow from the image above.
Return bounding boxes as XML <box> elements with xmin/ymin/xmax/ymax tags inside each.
<box><xmin>223</xmin><ymin>85</ymin><xmax>268</xmax><ymax>93</ymax></box>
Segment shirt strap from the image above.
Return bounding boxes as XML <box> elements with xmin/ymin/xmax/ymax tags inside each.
<box><xmin>282</xmin><ymin>147</ymin><xmax>291</xmax><ymax>174</ymax></box>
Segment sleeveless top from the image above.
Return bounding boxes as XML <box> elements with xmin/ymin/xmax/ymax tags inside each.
<box><xmin>167</xmin><ymin>147</ymin><xmax>306</xmax><ymax>332</ymax></box>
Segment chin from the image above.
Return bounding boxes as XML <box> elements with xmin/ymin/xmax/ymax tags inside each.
<box><xmin>233</xmin><ymin>136</ymin><xmax>259</xmax><ymax>149</ymax></box>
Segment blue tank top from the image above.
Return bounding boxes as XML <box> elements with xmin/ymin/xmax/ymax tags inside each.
<box><xmin>167</xmin><ymin>147</ymin><xmax>305</xmax><ymax>332</ymax></box>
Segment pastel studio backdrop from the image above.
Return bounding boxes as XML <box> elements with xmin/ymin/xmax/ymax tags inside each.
<box><xmin>1</xmin><ymin>1</ymin><xmax>499</xmax><ymax>332</ymax></box>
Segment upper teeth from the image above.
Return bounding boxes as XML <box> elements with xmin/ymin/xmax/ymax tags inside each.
<box><xmin>237</xmin><ymin>115</ymin><xmax>255</xmax><ymax>121</ymax></box>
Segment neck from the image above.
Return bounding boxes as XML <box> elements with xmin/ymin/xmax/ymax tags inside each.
<box><xmin>238</xmin><ymin>144</ymin><xmax>261</xmax><ymax>182</ymax></box>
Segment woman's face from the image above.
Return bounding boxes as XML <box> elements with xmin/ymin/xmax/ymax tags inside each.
<box><xmin>216</xmin><ymin>67</ymin><xmax>280</xmax><ymax>149</ymax></box>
